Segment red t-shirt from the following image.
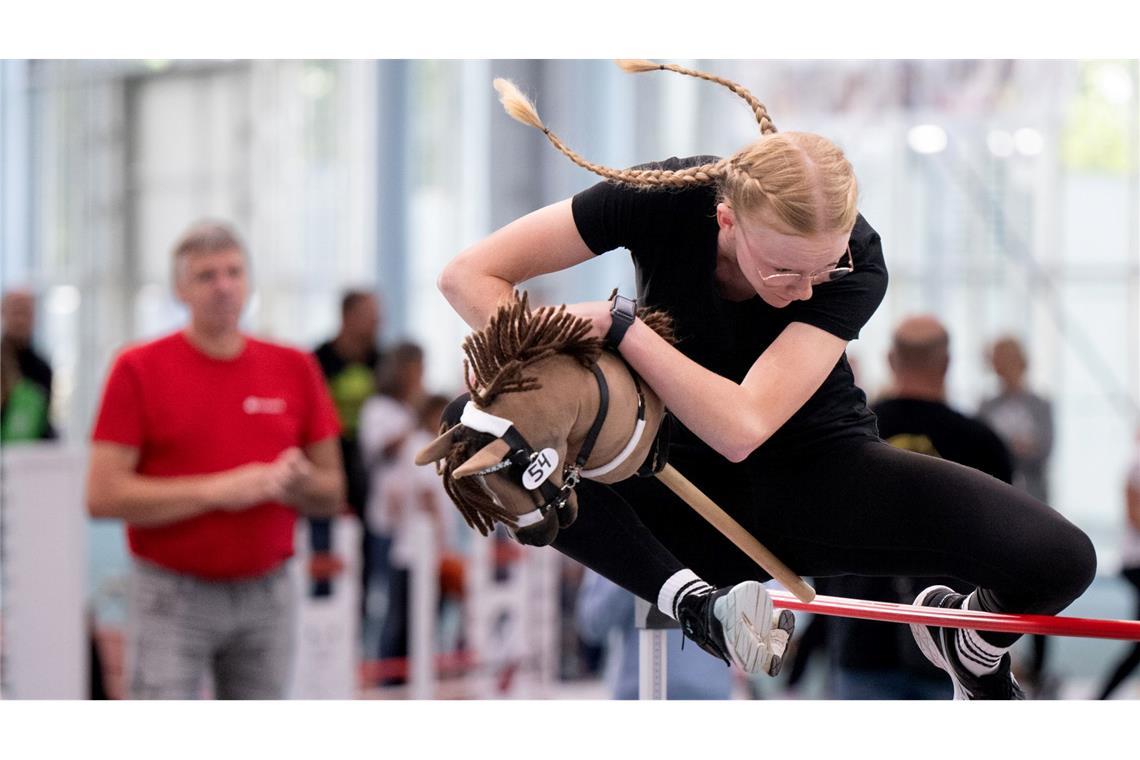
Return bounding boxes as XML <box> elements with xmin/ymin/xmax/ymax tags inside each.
<box><xmin>91</xmin><ymin>331</ymin><xmax>340</xmax><ymax>579</ymax></box>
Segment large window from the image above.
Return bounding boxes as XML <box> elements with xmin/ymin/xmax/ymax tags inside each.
<box><xmin>9</xmin><ymin>58</ymin><xmax>1140</xmax><ymax>567</ymax></box>
<box><xmin>18</xmin><ymin>60</ymin><xmax>379</xmax><ymax>439</ymax></box>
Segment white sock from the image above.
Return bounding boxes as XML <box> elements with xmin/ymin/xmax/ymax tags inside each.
<box><xmin>657</xmin><ymin>569</ymin><xmax>713</xmax><ymax>621</ymax></box>
<box><xmin>955</xmin><ymin>591</ymin><xmax>1009</xmax><ymax>677</ymax></box>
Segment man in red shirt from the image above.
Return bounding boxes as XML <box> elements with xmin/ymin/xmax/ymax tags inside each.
<box><xmin>86</xmin><ymin>221</ymin><xmax>344</xmax><ymax>699</ymax></box>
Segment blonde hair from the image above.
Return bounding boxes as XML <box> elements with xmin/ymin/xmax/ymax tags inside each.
<box><xmin>493</xmin><ymin>60</ymin><xmax>858</xmax><ymax>236</ymax></box>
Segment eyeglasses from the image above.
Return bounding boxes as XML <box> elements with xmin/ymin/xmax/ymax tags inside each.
<box><xmin>756</xmin><ymin>244</ymin><xmax>854</xmax><ymax>287</ymax></box>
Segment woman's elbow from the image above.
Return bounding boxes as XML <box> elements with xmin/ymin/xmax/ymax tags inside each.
<box><xmin>437</xmin><ymin>256</ymin><xmax>470</xmax><ymax>306</ymax></box>
<box><xmin>722</xmin><ymin>443</ymin><xmax>756</xmax><ymax>464</ymax></box>
<box><xmin>721</xmin><ymin>420</ymin><xmax>771</xmax><ymax>463</ymax></box>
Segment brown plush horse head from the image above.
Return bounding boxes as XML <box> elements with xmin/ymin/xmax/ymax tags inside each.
<box><xmin>416</xmin><ymin>292</ymin><xmax>672</xmax><ymax>547</ymax></box>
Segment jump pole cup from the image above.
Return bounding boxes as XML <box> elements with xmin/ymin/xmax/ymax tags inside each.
<box><xmin>654</xmin><ymin>464</ymin><xmax>816</xmax><ymax>603</ymax></box>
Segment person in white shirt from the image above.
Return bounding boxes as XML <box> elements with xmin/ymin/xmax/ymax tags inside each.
<box><xmin>358</xmin><ymin>342</ymin><xmax>425</xmax><ymax>676</ymax></box>
<box><xmin>378</xmin><ymin>391</ymin><xmax>467</xmax><ymax>679</ymax></box>
<box><xmin>389</xmin><ymin>394</ymin><xmax>463</xmax><ymax>571</ymax></box>
<box><xmin>391</xmin><ymin>394</ymin><xmax>470</xmax><ymax>659</ymax></box>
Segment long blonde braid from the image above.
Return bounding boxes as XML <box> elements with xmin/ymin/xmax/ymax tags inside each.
<box><xmin>493</xmin><ymin>77</ymin><xmax>730</xmax><ymax>190</ymax></box>
<box><xmin>614</xmin><ymin>58</ymin><xmax>777</xmax><ymax>136</ymax></box>
<box><xmin>494</xmin><ymin>60</ymin><xmax>859</xmax><ymax>236</ymax></box>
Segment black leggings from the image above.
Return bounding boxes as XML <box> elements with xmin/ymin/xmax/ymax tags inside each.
<box><xmin>553</xmin><ymin>438</ymin><xmax>1096</xmax><ymax>648</ymax></box>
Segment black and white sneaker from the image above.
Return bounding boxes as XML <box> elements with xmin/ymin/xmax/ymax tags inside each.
<box><xmin>676</xmin><ymin>581</ymin><xmax>795</xmax><ymax>676</ymax></box>
<box><xmin>910</xmin><ymin>585</ymin><xmax>1026</xmax><ymax>700</ymax></box>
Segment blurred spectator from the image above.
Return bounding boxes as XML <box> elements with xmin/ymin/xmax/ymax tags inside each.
<box><xmin>978</xmin><ymin>335</ymin><xmax>1056</xmax><ymax>693</ymax></box>
<box><xmin>310</xmin><ymin>291</ymin><xmax>383</xmax><ymax>598</ymax></box>
<box><xmin>561</xmin><ymin>559</ymin><xmax>603</xmax><ymax>680</ymax></box>
<box><xmin>314</xmin><ymin>290</ymin><xmax>382</xmax><ymax>519</ymax></box>
<box><xmin>419</xmin><ymin>394</ymin><xmax>470</xmax><ymax>655</ymax></box>
<box><xmin>393</xmin><ymin>394</ymin><xmax>468</xmax><ymax>659</ymax></box>
<box><xmin>1096</xmin><ymin>430</ymin><xmax>1140</xmax><ymax>699</ymax></box>
<box><xmin>85</xmin><ymin>220</ymin><xmax>344</xmax><ymax>699</ymax></box>
<box><xmin>359</xmin><ymin>341</ymin><xmax>425</xmax><ymax>678</ymax></box>
<box><xmin>828</xmin><ymin>315</ymin><xmax>1013</xmax><ymax>699</ymax></box>
<box><xmin>575</xmin><ymin>569</ymin><xmax>732</xmax><ymax>700</ymax></box>
<box><xmin>1</xmin><ymin>289</ymin><xmax>55</xmax><ymax>441</ymax></box>
<box><xmin>979</xmin><ymin>336</ymin><xmax>1053</xmax><ymax>502</ymax></box>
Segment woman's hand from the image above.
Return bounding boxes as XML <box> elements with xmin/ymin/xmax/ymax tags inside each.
<box><xmin>563</xmin><ymin>300</ymin><xmax>613</xmax><ymax>341</ymax></box>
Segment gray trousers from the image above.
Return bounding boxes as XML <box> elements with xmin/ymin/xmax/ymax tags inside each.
<box><xmin>126</xmin><ymin>559</ymin><xmax>296</xmax><ymax>699</ymax></box>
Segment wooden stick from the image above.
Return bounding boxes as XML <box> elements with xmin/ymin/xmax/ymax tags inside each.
<box><xmin>655</xmin><ymin>464</ymin><xmax>816</xmax><ymax>603</ymax></box>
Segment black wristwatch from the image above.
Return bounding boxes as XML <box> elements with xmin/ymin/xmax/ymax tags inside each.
<box><xmin>606</xmin><ymin>293</ymin><xmax>638</xmax><ymax>349</ymax></box>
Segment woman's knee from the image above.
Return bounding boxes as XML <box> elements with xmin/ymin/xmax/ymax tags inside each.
<box><xmin>1059</xmin><ymin>523</ymin><xmax>1098</xmax><ymax>602</ymax></box>
<box><xmin>1031</xmin><ymin>520</ymin><xmax>1097</xmax><ymax>611</ymax></box>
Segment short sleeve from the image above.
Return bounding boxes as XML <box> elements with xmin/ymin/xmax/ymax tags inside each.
<box><xmin>786</xmin><ymin>213</ymin><xmax>889</xmax><ymax>341</ymax></box>
<box><xmin>300</xmin><ymin>352</ymin><xmax>341</xmax><ymax>445</ymax></box>
<box><xmin>91</xmin><ymin>354</ymin><xmax>146</xmax><ymax>448</ymax></box>
<box><xmin>572</xmin><ymin>179</ymin><xmax>649</xmax><ymax>255</ymax></box>
<box><xmin>571</xmin><ymin>156</ymin><xmax>720</xmax><ymax>256</ymax></box>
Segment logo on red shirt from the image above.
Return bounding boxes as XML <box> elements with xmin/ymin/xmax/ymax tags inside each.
<box><xmin>243</xmin><ymin>396</ymin><xmax>287</xmax><ymax>415</ymax></box>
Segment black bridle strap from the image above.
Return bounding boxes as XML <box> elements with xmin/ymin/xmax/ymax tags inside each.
<box><xmin>458</xmin><ymin>402</ymin><xmax>566</xmax><ymax>515</ymax></box>
<box><xmin>499</xmin><ymin>426</ymin><xmax>564</xmax><ymax>513</ymax></box>
<box><xmin>575</xmin><ymin>363</ymin><xmax>609</xmax><ymax>469</ymax></box>
<box><xmin>579</xmin><ymin>361</ymin><xmax>647</xmax><ymax>479</ymax></box>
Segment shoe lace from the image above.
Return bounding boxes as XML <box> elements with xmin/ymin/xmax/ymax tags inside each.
<box><xmin>678</xmin><ymin>589</ymin><xmax>731</xmax><ymax>664</ymax></box>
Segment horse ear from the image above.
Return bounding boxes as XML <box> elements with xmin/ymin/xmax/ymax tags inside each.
<box><xmin>452</xmin><ymin>439</ymin><xmax>512</xmax><ymax>479</ymax></box>
<box><xmin>414</xmin><ymin>424</ymin><xmax>462</xmax><ymax>465</ymax></box>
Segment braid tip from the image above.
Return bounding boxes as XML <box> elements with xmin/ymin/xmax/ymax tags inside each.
<box><xmin>492</xmin><ymin>77</ymin><xmax>546</xmax><ymax>132</ymax></box>
<box><xmin>615</xmin><ymin>59</ymin><xmax>662</xmax><ymax>74</ymax></box>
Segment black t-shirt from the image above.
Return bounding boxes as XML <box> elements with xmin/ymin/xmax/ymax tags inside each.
<box><xmin>314</xmin><ymin>340</ymin><xmax>381</xmax><ymax>382</ymax></box>
<box><xmin>873</xmin><ymin>398</ymin><xmax>1014</xmax><ymax>483</ymax></box>
<box><xmin>313</xmin><ymin>340</ymin><xmax>381</xmax><ymax>518</ymax></box>
<box><xmin>571</xmin><ymin>156</ymin><xmax>889</xmax><ymax>460</ymax></box>
<box><xmin>16</xmin><ymin>345</ymin><xmax>52</xmax><ymax>398</ymax></box>
<box><xmin>828</xmin><ymin>397</ymin><xmax>1013</xmax><ymax>675</ymax></box>
<box><xmin>1</xmin><ymin>345</ymin><xmax>55</xmax><ymax>439</ymax></box>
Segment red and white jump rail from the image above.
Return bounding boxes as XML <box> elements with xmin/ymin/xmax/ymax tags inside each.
<box><xmin>770</xmin><ymin>589</ymin><xmax>1140</xmax><ymax>641</ymax></box>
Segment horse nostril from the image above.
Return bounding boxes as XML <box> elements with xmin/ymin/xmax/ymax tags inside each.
<box><xmin>514</xmin><ymin>511</ymin><xmax>560</xmax><ymax>546</ymax></box>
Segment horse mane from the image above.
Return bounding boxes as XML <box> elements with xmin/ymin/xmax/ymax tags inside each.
<box><xmin>463</xmin><ymin>290</ymin><xmax>675</xmax><ymax>406</ymax></box>
<box><xmin>463</xmin><ymin>291</ymin><xmax>600</xmax><ymax>406</ymax></box>
<box><xmin>446</xmin><ymin>290</ymin><xmax>675</xmax><ymax>536</ymax></box>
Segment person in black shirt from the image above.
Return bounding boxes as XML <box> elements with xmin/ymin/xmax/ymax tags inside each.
<box><xmin>314</xmin><ymin>291</ymin><xmax>383</xmax><ymax>520</ymax></box>
<box><xmin>1</xmin><ymin>289</ymin><xmax>55</xmax><ymax>440</ymax></box>
<box><xmin>438</xmin><ymin>61</ymin><xmax>1095</xmax><ymax>699</ymax></box>
<box><xmin>311</xmin><ymin>290</ymin><xmax>382</xmax><ymax>600</ymax></box>
<box><xmin>828</xmin><ymin>315</ymin><xmax>1013</xmax><ymax>699</ymax></box>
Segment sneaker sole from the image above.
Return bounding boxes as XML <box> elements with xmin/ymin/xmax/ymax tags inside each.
<box><xmin>909</xmin><ymin>584</ymin><xmax>969</xmax><ymax>700</ymax></box>
<box><xmin>717</xmin><ymin>581</ymin><xmax>785</xmax><ymax>676</ymax></box>
<box><xmin>766</xmin><ymin>609</ymin><xmax>796</xmax><ymax>677</ymax></box>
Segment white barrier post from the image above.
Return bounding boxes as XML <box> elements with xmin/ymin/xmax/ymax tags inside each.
<box><xmin>288</xmin><ymin>515</ymin><xmax>362</xmax><ymax>699</ymax></box>
<box><xmin>0</xmin><ymin>444</ymin><xmax>88</xmax><ymax>699</ymax></box>
<box><xmin>634</xmin><ymin>596</ymin><xmax>678</xmax><ymax>700</ymax></box>
<box><xmin>408</xmin><ymin>511</ymin><xmax>438</xmax><ymax>699</ymax></box>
